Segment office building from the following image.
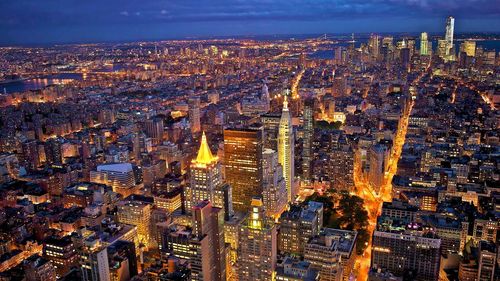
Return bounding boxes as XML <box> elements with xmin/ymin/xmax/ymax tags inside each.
<box><xmin>275</xmin><ymin>256</ymin><xmax>320</xmax><ymax>281</ymax></box>
<box><xmin>77</xmin><ymin>235</ymin><xmax>111</xmax><ymax>281</ymax></box>
<box><xmin>278</xmin><ymin>202</ymin><xmax>323</xmax><ymax>255</ymax></box>
<box><xmin>477</xmin><ymin>241</ymin><xmax>497</xmax><ymax>281</ymax></box>
<box><xmin>368</xmin><ymin>144</ymin><xmax>388</xmax><ymax>194</ymax></box>
<box><xmin>262</xmin><ymin>149</ymin><xmax>287</xmax><ymax>219</ymax></box>
<box><xmin>371</xmin><ymin>216</ymin><xmax>441</xmax><ymax>281</ymax></box>
<box><xmin>190</xmin><ymin>200</ymin><xmax>226</xmax><ymax>281</ymax></box>
<box><xmin>224</xmin><ymin>128</ymin><xmax>263</xmax><ymax>212</ymax></box>
<box><xmin>189</xmin><ymin>97</ymin><xmax>201</xmax><ymax>134</ymax></box>
<box><xmin>90</xmin><ymin>163</ymin><xmax>138</xmax><ymax>197</ymax></box>
<box><xmin>304</xmin><ymin>233</ymin><xmax>344</xmax><ymax>281</ymax></box>
<box><xmin>445</xmin><ymin>16</ymin><xmax>455</xmax><ymax>58</ymax></box>
<box><xmin>144</xmin><ymin>117</ymin><xmax>164</xmax><ymax>145</ymax></box>
<box><xmin>238</xmin><ymin>198</ymin><xmax>277</xmax><ymax>281</ymax></box>
<box><xmin>302</xmin><ymin>97</ymin><xmax>314</xmax><ymax>183</ymax></box>
<box><xmin>420</xmin><ymin>32</ymin><xmax>429</xmax><ymax>56</ymax></box>
<box><xmin>117</xmin><ymin>200</ymin><xmax>152</xmax><ymax>248</ymax></box>
<box><xmin>42</xmin><ymin>236</ymin><xmax>78</xmax><ymax>278</ymax></box>
<box><xmin>24</xmin><ymin>254</ymin><xmax>57</xmax><ymax>281</ymax></box>
<box><xmin>188</xmin><ymin>132</ymin><xmax>222</xmax><ymax>211</ymax></box>
<box><xmin>278</xmin><ymin>96</ymin><xmax>295</xmax><ymax>202</ymax></box>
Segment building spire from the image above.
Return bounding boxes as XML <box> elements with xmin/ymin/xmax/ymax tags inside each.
<box><xmin>283</xmin><ymin>93</ymin><xmax>289</xmax><ymax>110</ymax></box>
<box><xmin>194</xmin><ymin>132</ymin><xmax>218</xmax><ymax>165</ymax></box>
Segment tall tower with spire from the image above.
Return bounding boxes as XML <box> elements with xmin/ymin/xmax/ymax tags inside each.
<box><xmin>278</xmin><ymin>93</ymin><xmax>295</xmax><ymax>202</ymax></box>
<box><xmin>189</xmin><ymin>132</ymin><xmax>231</xmax><ymax>215</ymax></box>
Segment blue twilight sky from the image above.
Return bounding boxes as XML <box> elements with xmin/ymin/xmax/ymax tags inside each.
<box><xmin>1</xmin><ymin>0</ymin><xmax>499</xmax><ymax>45</ymax></box>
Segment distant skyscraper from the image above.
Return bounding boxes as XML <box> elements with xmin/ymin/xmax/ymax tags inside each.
<box><xmin>238</xmin><ymin>198</ymin><xmax>277</xmax><ymax>281</ymax></box>
<box><xmin>278</xmin><ymin>95</ymin><xmax>295</xmax><ymax>202</ymax></box>
<box><xmin>302</xmin><ymin>97</ymin><xmax>314</xmax><ymax>183</ymax></box>
<box><xmin>261</xmin><ymin>83</ymin><xmax>270</xmax><ymax>112</ymax></box>
<box><xmin>445</xmin><ymin>16</ymin><xmax>455</xmax><ymax>58</ymax></box>
<box><xmin>189</xmin><ymin>97</ymin><xmax>201</xmax><ymax>134</ymax></box>
<box><xmin>420</xmin><ymin>32</ymin><xmax>429</xmax><ymax>56</ymax></box>
<box><xmin>224</xmin><ymin>128</ymin><xmax>263</xmax><ymax>212</ymax></box>
<box><xmin>190</xmin><ymin>200</ymin><xmax>226</xmax><ymax>281</ymax></box>
<box><xmin>369</xmin><ymin>34</ymin><xmax>380</xmax><ymax>59</ymax></box>
<box><xmin>460</xmin><ymin>40</ymin><xmax>476</xmax><ymax>57</ymax></box>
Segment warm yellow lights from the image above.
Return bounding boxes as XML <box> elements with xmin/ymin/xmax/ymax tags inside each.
<box><xmin>192</xmin><ymin>132</ymin><xmax>218</xmax><ymax>167</ymax></box>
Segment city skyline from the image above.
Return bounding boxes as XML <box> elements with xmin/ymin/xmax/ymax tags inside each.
<box><xmin>1</xmin><ymin>0</ymin><xmax>500</xmax><ymax>45</ymax></box>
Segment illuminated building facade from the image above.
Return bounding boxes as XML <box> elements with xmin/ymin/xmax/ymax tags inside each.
<box><xmin>190</xmin><ymin>200</ymin><xmax>226</xmax><ymax>281</ymax></box>
<box><xmin>278</xmin><ymin>96</ymin><xmax>295</xmax><ymax>202</ymax></box>
<box><xmin>302</xmin><ymin>97</ymin><xmax>314</xmax><ymax>183</ymax></box>
<box><xmin>188</xmin><ymin>132</ymin><xmax>222</xmax><ymax>212</ymax></box>
<box><xmin>238</xmin><ymin>198</ymin><xmax>277</xmax><ymax>281</ymax></box>
<box><xmin>223</xmin><ymin>128</ymin><xmax>263</xmax><ymax>212</ymax></box>
<box><xmin>445</xmin><ymin>16</ymin><xmax>455</xmax><ymax>59</ymax></box>
<box><xmin>117</xmin><ymin>200</ymin><xmax>152</xmax><ymax>248</ymax></box>
<box><xmin>420</xmin><ymin>32</ymin><xmax>429</xmax><ymax>56</ymax></box>
<box><xmin>262</xmin><ymin>149</ymin><xmax>287</xmax><ymax>219</ymax></box>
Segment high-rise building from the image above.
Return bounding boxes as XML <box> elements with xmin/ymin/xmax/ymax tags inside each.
<box><xmin>24</xmin><ymin>254</ymin><xmax>57</xmax><ymax>281</ymax></box>
<box><xmin>368</xmin><ymin>144</ymin><xmax>388</xmax><ymax>195</ymax></box>
<box><xmin>238</xmin><ymin>198</ymin><xmax>277</xmax><ymax>281</ymax></box>
<box><xmin>302</xmin><ymin>97</ymin><xmax>314</xmax><ymax>183</ymax></box>
<box><xmin>420</xmin><ymin>32</ymin><xmax>429</xmax><ymax>56</ymax></box>
<box><xmin>117</xmin><ymin>199</ymin><xmax>152</xmax><ymax>248</ymax></box>
<box><xmin>371</xmin><ymin>216</ymin><xmax>441</xmax><ymax>281</ymax></box>
<box><xmin>144</xmin><ymin>117</ymin><xmax>164</xmax><ymax>145</ymax></box>
<box><xmin>368</xmin><ymin>34</ymin><xmax>380</xmax><ymax>59</ymax></box>
<box><xmin>189</xmin><ymin>133</ymin><xmax>222</xmax><ymax>211</ymax></box>
<box><xmin>43</xmin><ymin>236</ymin><xmax>79</xmax><ymax>278</ymax></box>
<box><xmin>460</xmin><ymin>40</ymin><xmax>476</xmax><ymax>57</ymax></box>
<box><xmin>189</xmin><ymin>97</ymin><xmax>201</xmax><ymax>134</ymax></box>
<box><xmin>304</xmin><ymin>232</ymin><xmax>344</xmax><ymax>281</ymax></box>
<box><xmin>262</xmin><ymin>149</ymin><xmax>287</xmax><ymax>219</ymax></box>
<box><xmin>477</xmin><ymin>241</ymin><xmax>497</xmax><ymax>281</ymax></box>
<box><xmin>190</xmin><ymin>200</ymin><xmax>226</xmax><ymax>281</ymax></box>
<box><xmin>77</xmin><ymin>235</ymin><xmax>111</xmax><ymax>281</ymax></box>
<box><xmin>22</xmin><ymin>140</ymin><xmax>40</xmax><ymax>171</ymax></box>
<box><xmin>278</xmin><ymin>202</ymin><xmax>323</xmax><ymax>255</ymax></box>
<box><xmin>278</xmin><ymin>96</ymin><xmax>295</xmax><ymax>202</ymax></box>
<box><xmin>329</xmin><ymin>143</ymin><xmax>354</xmax><ymax>191</ymax></box>
<box><xmin>260</xmin><ymin>113</ymin><xmax>281</xmax><ymax>150</ymax></box>
<box><xmin>445</xmin><ymin>16</ymin><xmax>455</xmax><ymax>58</ymax></box>
<box><xmin>224</xmin><ymin>128</ymin><xmax>263</xmax><ymax>212</ymax></box>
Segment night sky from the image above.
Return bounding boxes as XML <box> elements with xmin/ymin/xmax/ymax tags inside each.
<box><xmin>1</xmin><ymin>0</ymin><xmax>499</xmax><ymax>45</ymax></box>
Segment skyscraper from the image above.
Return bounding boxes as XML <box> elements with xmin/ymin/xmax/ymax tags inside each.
<box><xmin>302</xmin><ymin>97</ymin><xmax>314</xmax><ymax>183</ymax></box>
<box><xmin>189</xmin><ymin>97</ymin><xmax>201</xmax><ymax>134</ymax></box>
<box><xmin>420</xmin><ymin>32</ymin><xmax>429</xmax><ymax>56</ymax></box>
<box><xmin>445</xmin><ymin>16</ymin><xmax>455</xmax><ymax>58</ymax></box>
<box><xmin>278</xmin><ymin>96</ymin><xmax>295</xmax><ymax>202</ymax></box>
<box><xmin>224</xmin><ymin>128</ymin><xmax>263</xmax><ymax>212</ymax></box>
<box><xmin>262</xmin><ymin>148</ymin><xmax>287</xmax><ymax>219</ymax></box>
<box><xmin>368</xmin><ymin>34</ymin><xmax>380</xmax><ymax>59</ymax></box>
<box><xmin>190</xmin><ymin>200</ymin><xmax>226</xmax><ymax>281</ymax></box>
<box><xmin>189</xmin><ymin>132</ymin><xmax>227</xmax><ymax>215</ymax></box>
<box><xmin>144</xmin><ymin>117</ymin><xmax>164</xmax><ymax>145</ymax></box>
<box><xmin>238</xmin><ymin>198</ymin><xmax>277</xmax><ymax>281</ymax></box>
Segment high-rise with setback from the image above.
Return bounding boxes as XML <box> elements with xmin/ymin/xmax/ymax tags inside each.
<box><xmin>224</xmin><ymin>128</ymin><xmax>263</xmax><ymax>212</ymax></box>
<box><xmin>278</xmin><ymin>96</ymin><xmax>295</xmax><ymax>202</ymax></box>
